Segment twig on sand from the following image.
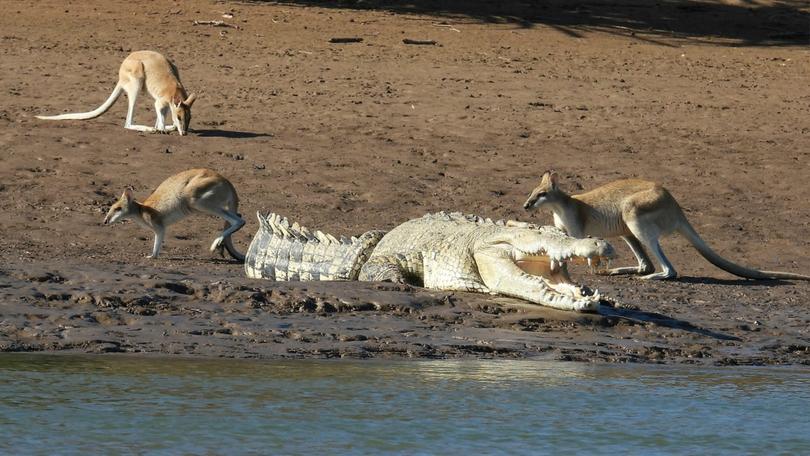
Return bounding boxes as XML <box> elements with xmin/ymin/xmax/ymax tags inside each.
<box><xmin>329</xmin><ymin>37</ymin><xmax>363</xmax><ymax>43</ymax></box>
<box><xmin>193</xmin><ymin>20</ymin><xmax>239</xmax><ymax>29</ymax></box>
<box><xmin>403</xmin><ymin>39</ymin><xmax>437</xmax><ymax>45</ymax></box>
<box><xmin>432</xmin><ymin>23</ymin><xmax>460</xmax><ymax>33</ymax></box>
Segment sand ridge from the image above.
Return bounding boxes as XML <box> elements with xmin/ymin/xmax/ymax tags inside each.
<box><xmin>0</xmin><ymin>0</ymin><xmax>808</xmax><ymax>364</ymax></box>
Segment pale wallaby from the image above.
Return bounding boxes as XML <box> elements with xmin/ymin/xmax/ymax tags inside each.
<box><xmin>524</xmin><ymin>171</ymin><xmax>810</xmax><ymax>281</ymax></box>
<box><xmin>104</xmin><ymin>169</ymin><xmax>245</xmax><ymax>261</ymax></box>
<box><xmin>37</xmin><ymin>50</ymin><xmax>196</xmax><ymax>135</ymax></box>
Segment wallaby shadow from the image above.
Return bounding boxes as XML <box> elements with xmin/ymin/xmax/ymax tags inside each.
<box><xmin>209</xmin><ymin>257</ymin><xmax>245</xmax><ymax>265</ymax></box>
<box><xmin>193</xmin><ymin>129</ymin><xmax>274</xmax><ymax>139</ymax></box>
<box><xmin>673</xmin><ymin>276</ymin><xmax>791</xmax><ymax>287</ymax></box>
<box><xmin>598</xmin><ymin>303</ymin><xmax>740</xmax><ymax>341</ymax></box>
<box><xmin>153</xmin><ymin>256</ymin><xmax>243</xmax><ymax>265</ymax></box>
<box><xmin>605</xmin><ymin>272</ymin><xmax>792</xmax><ymax>287</ymax></box>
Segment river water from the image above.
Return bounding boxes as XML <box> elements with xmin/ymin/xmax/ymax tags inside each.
<box><xmin>1</xmin><ymin>354</ymin><xmax>808</xmax><ymax>455</ymax></box>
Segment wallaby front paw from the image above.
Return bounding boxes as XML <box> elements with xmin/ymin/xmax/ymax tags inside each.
<box><xmin>637</xmin><ymin>272</ymin><xmax>676</xmax><ymax>281</ymax></box>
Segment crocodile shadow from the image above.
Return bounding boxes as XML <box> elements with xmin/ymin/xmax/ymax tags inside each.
<box><xmin>598</xmin><ymin>304</ymin><xmax>740</xmax><ymax>341</ymax></box>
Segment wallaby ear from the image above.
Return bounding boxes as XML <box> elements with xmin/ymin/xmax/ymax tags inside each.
<box><xmin>122</xmin><ymin>188</ymin><xmax>133</xmax><ymax>201</ymax></box>
<box><xmin>184</xmin><ymin>93</ymin><xmax>197</xmax><ymax>107</ymax></box>
<box><xmin>541</xmin><ymin>170</ymin><xmax>558</xmax><ymax>188</ymax></box>
<box><xmin>548</xmin><ymin>171</ymin><xmax>559</xmax><ymax>189</ymax></box>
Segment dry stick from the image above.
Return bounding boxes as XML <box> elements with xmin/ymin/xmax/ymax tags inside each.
<box><xmin>403</xmin><ymin>39</ymin><xmax>437</xmax><ymax>45</ymax></box>
<box><xmin>432</xmin><ymin>23</ymin><xmax>461</xmax><ymax>32</ymax></box>
<box><xmin>193</xmin><ymin>20</ymin><xmax>239</xmax><ymax>29</ymax></box>
<box><xmin>329</xmin><ymin>37</ymin><xmax>363</xmax><ymax>43</ymax></box>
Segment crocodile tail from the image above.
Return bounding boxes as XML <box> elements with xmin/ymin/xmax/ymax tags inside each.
<box><xmin>244</xmin><ymin>212</ymin><xmax>384</xmax><ymax>281</ymax></box>
<box><xmin>676</xmin><ymin>215</ymin><xmax>810</xmax><ymax>281</ymax></box>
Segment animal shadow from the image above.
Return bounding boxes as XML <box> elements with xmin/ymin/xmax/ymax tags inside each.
<box><xmin>152</xmin><ymin>256</ymin><xmax>242</xmax><ymax>265</ymax></box>
<box><xmin>598</xmin><ymin>304</ymin><xmax>740</xmax><ymax>341</ymax></box>
<box><xmin>673</xmin><ymin>276</ymin><xmax>791</xmax><ymax>287</ymax></box>
<box><xmin>193</xmin><ymin>129</ymin><xmax>274</xmax><ymax>139</ymax></box>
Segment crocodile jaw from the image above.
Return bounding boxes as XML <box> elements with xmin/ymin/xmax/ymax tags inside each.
<box><xmin>515</xmin><ymin>254</ymin><xmax>601</xmax><ymax>301</ymax></box>
<box><xmin>474</xmin><ymin>249</ymin><xmax>604</xmax><ymax>312</ymax></box>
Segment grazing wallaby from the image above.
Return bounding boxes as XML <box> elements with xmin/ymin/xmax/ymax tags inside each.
<box><xmin>523</xmin><ymin>171</ymin><xmax>810</xmax><ymax>281</ymax></box>
<box><xmin>36</xmin><ymin>50</ymin><xmax>196</xmax><ymax>135</ymax></box>
<box><xmin>104</xmin><ymin>169</ymin><xmax>245</xmax><ymax>261</ymax></box>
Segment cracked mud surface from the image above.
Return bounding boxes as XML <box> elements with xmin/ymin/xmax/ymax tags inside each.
<box><xmin>1</xmin><ymin>0</ymin><xmax>809</xmax><ymax>364</ymax></box>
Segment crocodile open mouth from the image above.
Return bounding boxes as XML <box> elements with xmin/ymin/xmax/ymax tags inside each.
<box><xmin>513</xmin><ymin>251</ymin><xmax>612</xmax><ymax>301</ymax></box>
<box><xmin>515</xmin><ymin>252</ymin><xmax>612</xmax><ymax>279</ymax></box>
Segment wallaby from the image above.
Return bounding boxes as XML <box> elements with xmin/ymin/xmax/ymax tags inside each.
<box><xmin>36</xmin><ymin>50</ymin><xmax>196</xmax><ymax>135</ymax></box>
<box><xmin>104</xmin><ymin>169</ymin><xmax>245</xmax><ymax>261</ymax></box>
<box><xmin>523</xmin><ymin>171</ymin><xmax>810</xmax><ymax>281</ymax></box>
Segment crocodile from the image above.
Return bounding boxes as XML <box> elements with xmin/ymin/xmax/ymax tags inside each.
<box><xmin>244</xmin><ymin>212</ymin><xmax>616</xmax><ymax>311</ymax></box>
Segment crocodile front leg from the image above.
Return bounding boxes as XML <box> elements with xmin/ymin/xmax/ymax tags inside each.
<box><xmin>360</xmin><ymin>252</ymin><xmax>426</xmax><ymax>285</ymax></box>
<box><xmin>358</xmin><ymin>256</ymin><xmax>409</xmax><ymax>283</ymax></box>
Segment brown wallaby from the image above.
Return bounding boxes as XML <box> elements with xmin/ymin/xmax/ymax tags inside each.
<box><xmin>37</xmin><ymin>50</ymin><xmax>196</xmax><ymax>135</ymax></box>
<box><xmin>104</xmin><ymin>169</ymin><xmax>245</xmax><ymax>261</ymax></box>
<box><xmin>524</xmin><ymin>171</ymin><xmax>810</xmax><ymax>281</ymax></box>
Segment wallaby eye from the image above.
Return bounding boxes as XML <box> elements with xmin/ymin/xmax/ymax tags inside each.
<box><xmin>537</xmin><ymin>192</ymin><xmax>547</xmax><ymax>198</ymax></box>
<box><xmin>114</xmin><ymin>207</ymin><xmax>122</xmax><ymax>212</ymax></box>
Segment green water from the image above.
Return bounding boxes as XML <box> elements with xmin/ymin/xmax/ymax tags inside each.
<box><xmin>0</xmin><ymin>354</ymin><xmax>808</xmax><ymax>455</ymax></box>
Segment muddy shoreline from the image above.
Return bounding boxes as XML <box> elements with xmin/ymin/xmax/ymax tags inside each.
<box><xmin>2</xmin><ymin>259</ymin><xmax>808</xmax><ymax>365</ymax></box>
<box><xmin>1</xmin><ymin>0</ymin><xmax>809</xmax><ymax>364</ymax></box>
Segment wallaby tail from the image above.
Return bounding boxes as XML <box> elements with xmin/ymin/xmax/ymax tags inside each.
<box><xmin>36</xmin><ymin>83</ymin><xmax>123</xmax><ymax>121</ymax></box>
<box><xmin>676</xmin><ymin>215</ymin><xmax>810</xmax><ymax>281</ymax></box>
<box><xmin>224</xmin><ymin>197</ymin><xmax>246</xmax><ymax>262</ymax></box>
<box><xmin>223</xmin><ymin>224</ymin><xmax>245</xmax><ymax>263</ymax></box>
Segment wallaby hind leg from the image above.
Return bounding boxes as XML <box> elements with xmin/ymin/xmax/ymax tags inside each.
<box><xmin>606</xmin><ymin>235</ymin><xmax>655</xmax><ymax>276</ymax></box>
<box><xmin>626</xmin><ymin>220</ymin><xmax>677</xmax><ymax>280</ymax></box>
<box><xmin>214</xmin><ymin>227</ymin><xmax>227</xmax><ymax>258</ymax></box>
<box><xmin>195</xmin><ymin>207</ymin><xmax>245</xmax><ymax>253</ymax></box>
<box><xmin>122</xmin><ymin>79</ymin><xmax>155</xmax><ymax>133</ymax></box>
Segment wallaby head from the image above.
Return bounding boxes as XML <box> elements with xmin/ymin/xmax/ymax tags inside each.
<box><xmin>170</xmin><ymin>93</ymin><xmax>197</xmax><ymax>136</ymax></box>
<box><xmin>104</xmin><ymin>189</ymin><xmax>137</xmax><ymax>225</ymax></box>
<box><xmin>523</xmin><ymin>171</ymin><xmax>564</xmax><ymax>210</ymax></box>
